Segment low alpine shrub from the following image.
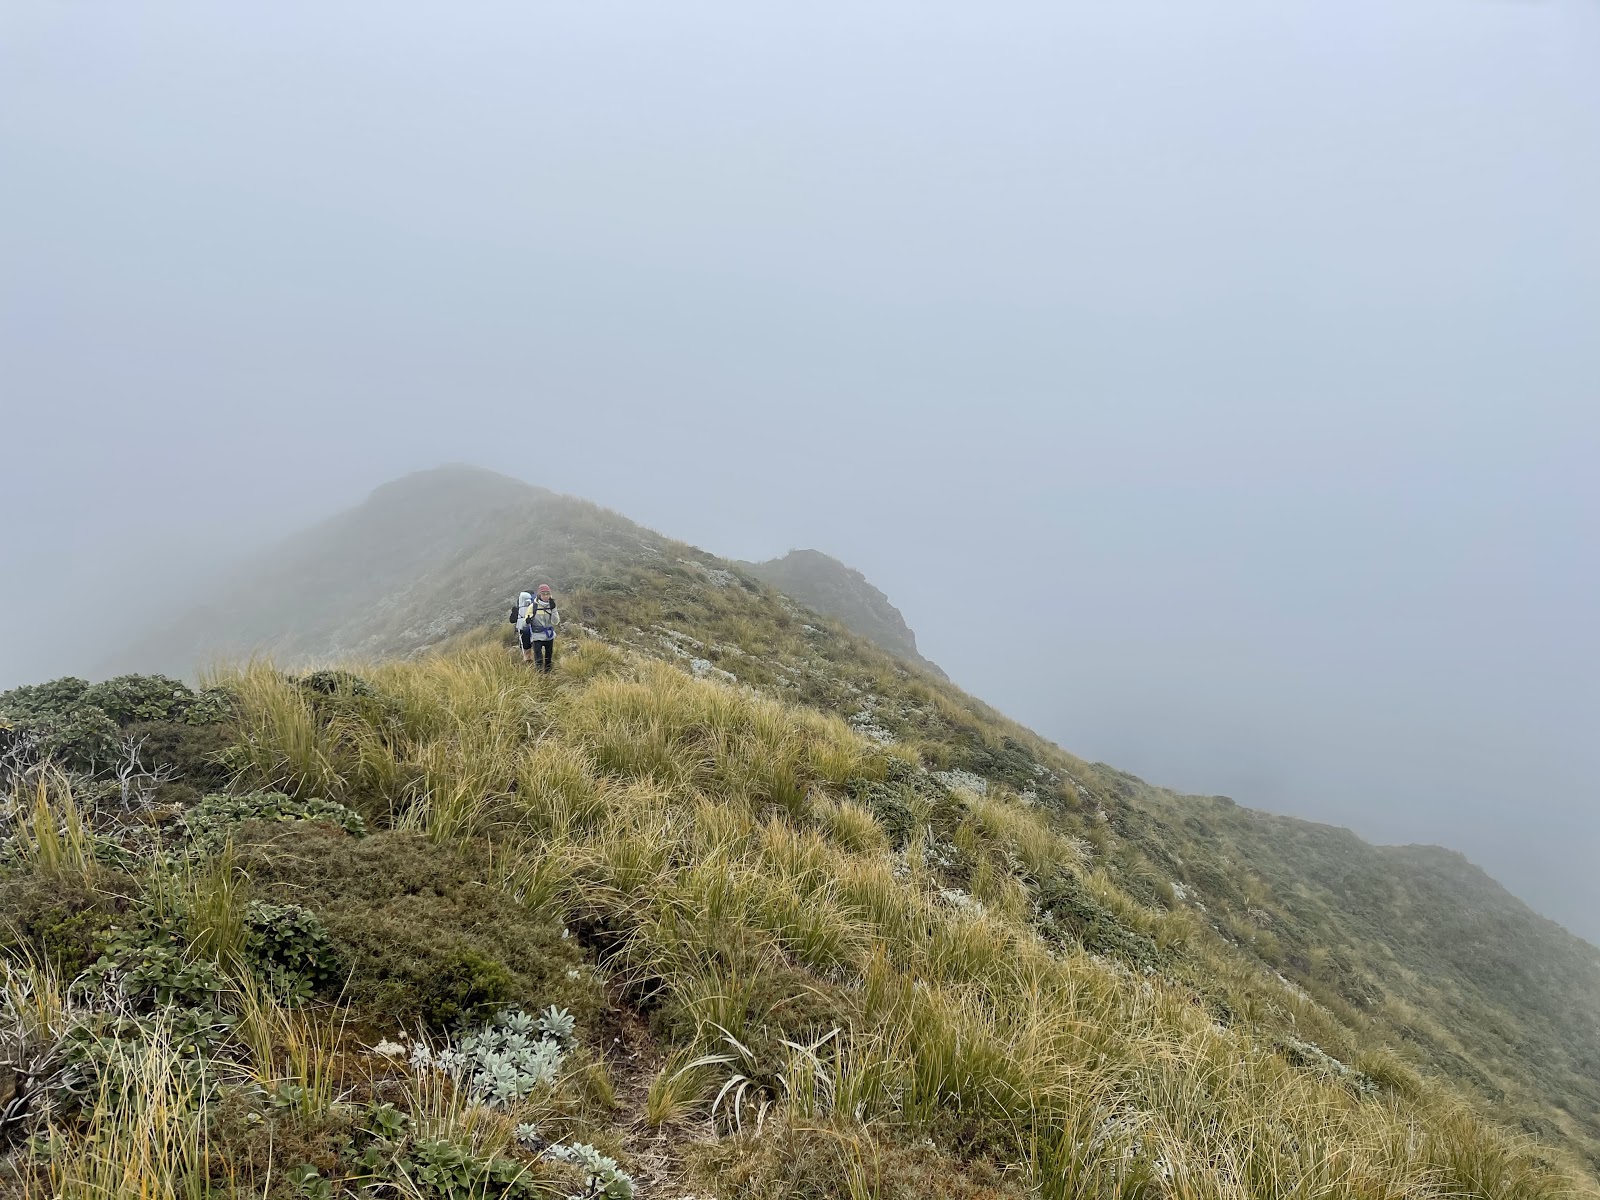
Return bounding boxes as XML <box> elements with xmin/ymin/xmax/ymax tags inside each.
<box><xmin>180</xmin><ymin>790</ymin><xmax>365</xmax><ymax>854</ymax></box>
<box><xmin>244</xmin><ymin>901</ymin><xmax>342</xmax><ymax>1001</ymax></box>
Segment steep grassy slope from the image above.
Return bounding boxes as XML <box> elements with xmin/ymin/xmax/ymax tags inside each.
<box><xmin>546</xmin><ymin>555</ymin><xmax>1600</xmax><ymax>1180</ymax></box>
<box><xmin>1</xmin><ymin>646</ymin><xmax>1588</xmax><ymax>1198</ymax></box>
<box><xmin>735</xmin><ymin>549</ymin><xmax>947</xmax><ymax>678</ymax></box>
<box><xmin>1120</xmin><ymin>791</ymin><xmax>1600</xmax><ymax>1156</ymax></box>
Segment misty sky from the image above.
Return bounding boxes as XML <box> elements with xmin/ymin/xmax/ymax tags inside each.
<box><xmin>2</xmin><ymin>2</ymin><xmax>1597</xmax><ymax>937</ymax></box>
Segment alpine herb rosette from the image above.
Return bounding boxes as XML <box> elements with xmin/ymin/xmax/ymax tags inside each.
<box><xmin>405</xmin><ymin>1007</ymin><xmax>575</xmax><ymax>1107</ymax></box>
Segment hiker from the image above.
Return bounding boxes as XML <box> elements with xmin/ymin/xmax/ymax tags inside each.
<box><xmin>513</xmin><ymin>584</ymin><xmax>560</xmax><ymax>671</ymax></box>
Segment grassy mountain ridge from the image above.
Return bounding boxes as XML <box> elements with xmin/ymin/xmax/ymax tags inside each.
<box><xmin>7</xmin><ymin>463</ymin><xmax>1591</xmax><ymax>1194</ymax></box>
<box><xmin>121</xmin><ymin>464</ymin><xmax>1600</xmax><ymax>1169</ymax></box>
<box><xmin>123</xmin><ymin>468</ymin><xmax>948</xmax><ymax>686</ymax></box>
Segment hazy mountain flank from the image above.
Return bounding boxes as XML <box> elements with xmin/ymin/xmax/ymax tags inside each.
<box><xmin>6</xmin><ymin>464</ymin><xmax>1596</xmax><ymax>1195</ymax></box>
<box><xmin>119</xmin><ymin>466</ymin><xmax>944</xmax><ymax>685</ymax></box>
<box><xmin>736</xmin><ymin>549</ymin><xmax>947</xmax><ymax>679</ymax></box>
<box><xmin>116</xmin><ymin>466</ymin><xmax>666</xmax><ymax>673</ymax></box>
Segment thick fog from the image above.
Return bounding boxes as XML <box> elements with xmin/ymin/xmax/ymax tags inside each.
<box><xmin>2</xmin><ymin>2</ymin><xmax>1596</xmax><ymax>937</ymax></box>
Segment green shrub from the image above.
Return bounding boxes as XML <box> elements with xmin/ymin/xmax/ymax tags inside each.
<box><xmin>235</xmin><ymin>827</ymin><xmax>596</xmax><ymax>1032</ymax></box>
<box><xmin>0</xmin><ymin>674</ymin><xmax>232</xmax><ymax>776</ymax></box>
<box><xmin>848</xmin><ymin>778</ymin><xmax>916</xmax><ymax>848</ymax></box>
<box><xmin>52</xmin><ymin>906</ymin><xmax>242</xmax><ymax>1117</ymax></box>
<box><xmin>84</xmin><ymin>915</ymin><xmax>230</xmax><ymax>1012</ymax></box>
<box><xmin>13</xmin><ymin>708</ymin><xmax>122</xmax><ymax>773</ymax></box>
<box><xmin>80</xmin><ymin>675</ymin><xmax>195</xmax><ymax>726</ymax></box>
<box><xmin>298</xmin><ymin>669</ymin><xmax>376</xmax><ymax>698</ymax></box>
<box><xmin>183</xmin><ymin>685</ymin><xmax>238</xmax><ymax>726</ymax></box>
<box><xmin>179</xmin><ymin>791</ymin><xmax>366</xmax><ymax>854</ymax></box>
<box><xmin>845</xmin><ymin>759</ymin><xmax>965</xmax><ymax>851</ymax></box>
<box><xmin>1031</xmin><ymin>868</ymin><xmax>1166</xmax><ymax>971</ymax></box>
<box><xmin>336</xmin><ymin>1103</ymin><xmax>550</xmax><ymax>1200</ymax></box>
<box><xmin>295</xmin><ymin>669</ymin><xmax>405</xmax><ymax>737</ymax></box>
<box><xmin>0</xmin><ymin>872</ymin><xmax>127</xmax><ymax>973</ymax></box>
<box><xmin>125</xmin><ymin>718</ymin><xmax>235</xmax><ymax>804</ymax></box>
<box><xmin>393</xmin><ymin>1138</ymin><xmax>545</xmax><ymax>1200</ymax></box>
<box><xmin>244</xmin><ymin>901</ymin><xmax>342</xmax><ymax>1001</ymax></box>
<box><xmin>415</xmin><ymin>948</ymin><xmax>515</xmax><ymax>1029</ymax></box>
<box><xmin>0</xmin><ymin>677</ymin><xmax>92</xmax><ymax>723</ymax></box>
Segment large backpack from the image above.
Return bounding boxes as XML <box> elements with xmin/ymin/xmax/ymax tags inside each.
<box><xmin>512</xmin><ymin>592</ymin><xmax>533</xmax><ymax>627</ymax></box>
<box><xmin>526</xmin><ymin>597</ymin><xmax>556</xmax><ymax>630</ymax></box>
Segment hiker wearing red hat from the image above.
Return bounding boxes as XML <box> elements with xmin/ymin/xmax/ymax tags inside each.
<box><xmin>513</xmin><ymin>584</ymin><xmax>561</xmax><ymax>671</ymax></box>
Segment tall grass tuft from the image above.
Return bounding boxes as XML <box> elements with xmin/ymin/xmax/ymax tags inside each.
<box><xmin>9</xmin><ymin>767</ymin><xmax>99</xmax><ymax>882</ymax></box>
<box><xmin>33</xmin><ymin>1021</ymin><xmax>219</xmax><ymax>1200</ymax></box>
<box><xmin>142</xmin><ymin>845</ymin><xmax>251</xmax><ymax>971</ymax></box>
<box><xmin>233</xmin><ymin>977</ymin><xmax>348</xmax><ymax>1118</ymax></box>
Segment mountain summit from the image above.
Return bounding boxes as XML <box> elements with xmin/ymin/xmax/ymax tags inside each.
<box><xmin>118</xmin><ymin>466</ymin><xmax>940</xmax><ymax>682</ymax></box>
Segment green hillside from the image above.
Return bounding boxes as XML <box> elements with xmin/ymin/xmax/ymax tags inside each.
<box><xmin>2</xmin><ymin>467</ymin><xmax>1595</xmax><ymax>1197</ymax></box>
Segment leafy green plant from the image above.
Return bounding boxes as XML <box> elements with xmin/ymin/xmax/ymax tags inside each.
<box><xmin>182</xmin><ymin>684</ymin><xmax>238</xmax><ymax>726</ymax></box>
<box><xmin>243</xmin><ymin>901</ymin><xmax>342</xmax><ymax>1001</ymax></box>
<box><xmin>79</xmin><ymin>675</ymin><xmax>195</xmax><ymax>726</ymax></box>
<box><xmin>406</xmin><ymin>1138</ymin><xmax>545</xmax><ymax>1200</ymax></box>
<box><xmin>347</xmin><ymin>1105</ymin><xmax>548</xmax><ymax>1200</ymax></box>
<box><xmin>178</xmin><ymin>789</ymin><xmax>365</xmax><ymax>854</ymax></box>
<box><xmin>367</xmin><ymin>1100</ymin><xmax>410</xmax><ymax>1140</ymax></box>
<box><xmin>82</xmin><ymin>917</ymin><xmax>230</xmax><ymax>1012</ymax></box>
<box><xmin>284</xmin><ymin>1162</ymin><xmax>336</xmax><ymax>1200</ymax></box>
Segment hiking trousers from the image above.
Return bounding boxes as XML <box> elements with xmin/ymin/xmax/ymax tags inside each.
<box><xmin>532</xmin><ymin>639</ymin><xmax>553</xmax><ymax>672</ymax></box>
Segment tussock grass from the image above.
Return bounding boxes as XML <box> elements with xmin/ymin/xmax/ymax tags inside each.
<box><xmin>7</xmin><ymin>766</ymin><xmax>100</xmax><ymax>882</ymax></box>
<box><xmin>1</xmin><ymin>952</ymin><xmax>72</xmax><ymax>1058</ymax></box>
<box><xmin>145</xmin><ymin>845</ymin><xmax>251</xmax><ymax>970</ymax></box>
<box><xmin>33</xmin><ymin>1022</ymin><xmax>219</xmax><ymax>1200</ymax></box>
<box><xmin>646</xmin><ymin>1046</ymin><xmax>717</xmax><ymax>1128</ymax></box>
<box><xmin>233</xmin><ymin>976</ymin><xmax>348</xmax><ymax>1117</ymax></box>
<box><xmin>201</xmin><ymin>638</ymin><xmax>1592</xmax><ymax>1199</ymax></box>
<box><xmin>224</xmin><ymin>661</ymin><xmax>346</xmax><ymax>801</ymax></box>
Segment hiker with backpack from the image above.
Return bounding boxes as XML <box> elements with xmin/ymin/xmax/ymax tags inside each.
<box><xmin>509</xmin><ymin>584</ymin><xmax>560</xmax><ymax>671</ymax></box>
